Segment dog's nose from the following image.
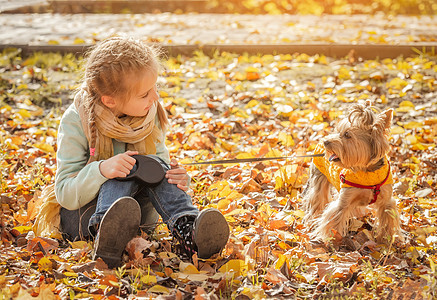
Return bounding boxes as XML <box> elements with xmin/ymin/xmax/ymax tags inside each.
<box><xmin>323</xmin><ymin>140</ymin><xmax>331</xmax><ymax>146</ymax></box>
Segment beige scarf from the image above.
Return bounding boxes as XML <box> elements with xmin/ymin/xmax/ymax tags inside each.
<box><xmin>74</xmin><ymin>88</ymin><xmax>162</xmax><ymax>161</ymax></box>
<box><xmin>32</xmin><ymin>88</ymin><xmax>163</xmax><ymax>238</ymax></box>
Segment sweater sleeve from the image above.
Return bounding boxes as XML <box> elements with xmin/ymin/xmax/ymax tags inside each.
<box><xmin>54</xmin><ymin>104</ymin><xmax>108</xmax><ymax>210</ymax></box>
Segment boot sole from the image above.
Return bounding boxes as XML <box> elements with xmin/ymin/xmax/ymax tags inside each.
<box><xmin>93</xmin><ymin>197</ymin><xmax>141</xmax><ymax>268</ymax></box>
<box><xmin>194</xmin><ymin>208</ymin><xmax>229</xmax><ymax>259</ymax></box>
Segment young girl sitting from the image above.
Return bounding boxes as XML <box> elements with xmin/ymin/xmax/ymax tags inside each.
<box><xmin>55</xmin><ymin>36</ymin><xmax>229</xmax><ymax>268</ymax></box>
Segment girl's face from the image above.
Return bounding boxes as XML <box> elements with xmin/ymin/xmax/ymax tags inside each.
<box><xmin>112</xmin><ymin>70</ymin><xmax>159</xmax><ymax>117</ymax></box>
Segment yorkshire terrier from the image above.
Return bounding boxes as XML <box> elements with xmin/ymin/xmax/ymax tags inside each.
<box><xmin>302</xmin><ymin>101</ymin><xmax>403</xmax><ymax>244</ymax></box>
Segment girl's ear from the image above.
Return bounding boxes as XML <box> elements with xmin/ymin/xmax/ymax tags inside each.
<box><xmin>101</xmin><ymin>95</ymin><xmax>117</xmax><ymax>108</ymax></box>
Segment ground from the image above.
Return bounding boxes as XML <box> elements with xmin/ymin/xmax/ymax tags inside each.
<box><xmin>0</xmin><ymin>48</ymin><xmax>436</xmax><ymax>299</ymax></box>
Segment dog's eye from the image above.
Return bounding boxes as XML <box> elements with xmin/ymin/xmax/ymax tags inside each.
<box><xmin>343</xmin><ymin>131</ymin><xmax>351</xmax><ymax>139</ymax></box>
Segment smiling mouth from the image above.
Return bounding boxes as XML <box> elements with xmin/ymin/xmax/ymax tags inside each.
<box><xmin>328</xmin><ymin>153</ymin><xmax>340</xmax><ymax>162</ymax></box>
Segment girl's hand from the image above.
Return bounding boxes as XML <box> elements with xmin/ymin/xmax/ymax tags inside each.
<box><xmin>166</xmin><ymin>159</ymin><xmax>190</xmax><ymax>191</ymax></box>
<box><xmin>99</xmin><ymin>151</ymin><xmax>138</xmax><ymax>179</ymax></box>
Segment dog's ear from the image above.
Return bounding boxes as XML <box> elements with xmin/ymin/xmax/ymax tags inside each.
<box><xmin>365</xmin><ymin>99</ymin><xmax>374</xmax><ymax>107</ymax></box>
<box><xmin>373</xmin><ymin>108</ymin><xmax>393</xmax><ymax>134</ymax></box>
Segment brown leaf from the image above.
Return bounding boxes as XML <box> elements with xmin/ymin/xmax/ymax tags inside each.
<box><xmin>240</xmin><ymin>178</ymin><xmax>262</xmax><ymax>194</ymax></box>
<box><xmin>265</xmin><ymin>267</ymin><xmax>288</xmax><ymax>284</ymax></box>
<box><xmin>126</xmin><ymin>237</ymin><xmax>153</xmax><ymax>261</ymax></box>
<box><xmin>71</xmin><ymin>261</ymin><xmax>96</xmax><ymax>273</ymax></box>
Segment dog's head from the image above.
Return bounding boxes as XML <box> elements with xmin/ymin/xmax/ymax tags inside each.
<box><xmin>323</xmin><ymin>101</ymin><xmax>392</xmax><ymax>171</ymax></box>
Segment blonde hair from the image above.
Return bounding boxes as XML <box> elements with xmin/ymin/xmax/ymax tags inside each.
<box><xmin>80</xmin><ymin>36</ymin><xmax>169</xmax><ymax>152</ymax></box>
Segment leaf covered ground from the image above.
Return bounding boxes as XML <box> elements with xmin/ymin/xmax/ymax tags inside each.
<box><xmin>0</xmin><ymin>48</ymin><xmax>436</xmax><ymax>299</ymax></box>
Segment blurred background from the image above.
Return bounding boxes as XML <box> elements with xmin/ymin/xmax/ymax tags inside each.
<box><xmin>2</xmin><ymin>0</ymin><xmax>437</xmax><ymax>15</ymax></box>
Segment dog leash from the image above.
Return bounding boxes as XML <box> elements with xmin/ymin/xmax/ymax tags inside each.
<box><xmin>182</xmin><ymin>153</ymin><xmax>325</xmax><ymax>165</ymax></box>
<box><xmin>117</xmin><ymin>154</ymin><xmax>325</xmax><ymax>185</ymax></box>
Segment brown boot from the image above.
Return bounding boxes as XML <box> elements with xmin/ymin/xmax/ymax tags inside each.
<box><xmin>92</xmin><ymin>197</ymin><xmax>140</xmax><ymax>268</ymax></box>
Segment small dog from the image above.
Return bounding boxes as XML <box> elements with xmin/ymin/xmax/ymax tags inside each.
<box><xmin>303</xmin><ymin>101</ymin><xmax>402</xmax><ymax>244</ymax></box>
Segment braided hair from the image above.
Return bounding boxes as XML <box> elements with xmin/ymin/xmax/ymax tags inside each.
<box><xmin>79</xmin><ymin>36</ymin><xmax>169</xmax><ymax>157</ymax></box>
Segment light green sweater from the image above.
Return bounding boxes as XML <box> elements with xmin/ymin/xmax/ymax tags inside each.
<box><xmin>54</xmin><ymin>103</ymin><xmax>170</xmax><ymax>210</ymax></box>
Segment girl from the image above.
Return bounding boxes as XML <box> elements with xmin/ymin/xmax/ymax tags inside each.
<box><xmin>55</xmin><ymin>36</ymin><xmax>229</xmax><ymax>268</ymax></box>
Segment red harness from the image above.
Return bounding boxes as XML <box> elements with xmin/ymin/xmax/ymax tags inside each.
<box><xmin>339</xmin><ymin>162</ymin><xmax>391</xmax><ymax>205</ymax></box>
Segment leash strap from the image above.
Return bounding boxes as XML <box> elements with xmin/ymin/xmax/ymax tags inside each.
<box><xmin>339</xmin><ymin>162</ymin><xmax>391</xmax><ymax>205</ymax></box>
<box><xmin>183</xmin><ymin>153</ymin><xmax>325</xmax><ymax>165</ymax></box>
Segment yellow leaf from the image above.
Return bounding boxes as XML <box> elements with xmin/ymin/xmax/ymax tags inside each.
<box><xmin>226</xmin><ymin>190</ymin><xmax>243</xmax><ymax>201</ymax></box>
<box><xmin>265</xmin><ymin>148</ymin><xmax>283</xmax><ymax>158</ymax></box>
<box><xmin>12</xmin><ymin>226</ymin><xmax>32</xmax><ymax>234</ymax></box>
<box><xmin>73</xmin><ymin>38</ymin><xmax>86</xmax><ymax>44</ymax></box>
<box><xmin>337</xmin><ymin>67</ymin><xmax>351</xmax><ymax>80</ymax></box>
<box><xmin>316</xmin><ymin>55</ymin><xmax>328</xmax><ymax>64</ymax></box>
<box><xmin>387</xmin><ymin>78</ymin><xmax>408</xmax><ymax>90</ymax></box>
<box><xmin>245</xmin><ymin>66</ymin><xmax>260</xmax><ymax>73</ymax></box>
<box><xmin>278</xmin><ymin>132</ymin><xmax>295</xmax><ymax>147</ymax></box>
<box><xmin>18</xmin><ymin>109</ymin><xmax>32</xmax><ymax>118</ymax></box>
<box><xmin>219</xmin><ymin>259</ymin><xmax>248</xmax><ymax>277</ymax></box>
<box><xmin>295</xmin><ymin>273</ymin><xmax>307</xmax><ymax>283</ymax></box>
<box><xmin>233</xmin><ymin>108</ymin><xmax>250</xmax><ymax>118</ymax></box>
<box><xmin>236</xmin><ymin>152</ymin><xmax>254</xmax><ymax>159</ymax></box>
<box><xmin>177</xmin><ymin>273</ymin><xmax>209</xmax><ymax>282</ymax></box>
<box><xmin>391</xmin><ymin>126</ymin><xmax>405</xmax><ymax>134</ymax></box>
<box><xmin>179</xmin><ymin>262</ymin><xmax>199</xmax><ymax>274</ymax></box>
<box><xmin>47</xmin><ymin>40</ymin><xmax>60</xmax><ymax>45</ymax></box>
<box><xmin>147</xmin><ymin>285</ymin><xmax>169</xmax><ymax>294</ymax></box>
<box><xmin>293</xmin><ymin>209</ymin><xmax>305</xmax><ymax>219</ymax></box>
<box><xmin>275</xmin><ymin>254</ymin><xmax>287</xmax><ymax>269</ymax></box>
<box><xmin>238</xmin><ymin>286</ymin><xmax>267</xmax><ymax>299</ymax></box>
<box><xmin>33</xmin><ymin>143</ymin><xmax>55</xmax><ymax>153</ymax></box>
<box><xmin>63</xmin><ymin>272</ymin><xmax>78</xmax><ymax>277</ymax></box>
<box><xmin>208</xmin><ymin>181</ymin><xmax>231</xmax><ymax>199</ymax></box>
<box><xmin>404</xmin><ymin>121</ymin><xmax>422</xmax><ymax>129</ymax></box>
<box><xmin>69</xmin><ymin>240</ymin><xmax>90</xmax><ymax>249</ymax></box>
<box><xmin>38</xmin><ymin>257</ymin><xmax>53</xmax><ymax>272</ymax></box>
<box><xmin>224</xmin><ymin>209</ymin><xmax>250</xmax><ymax>217</ymax></box>
<box><xmin>234</xmin><ymin>72</ymin><xmax>246</xmax><ymax>81</ymax></box>
<box><xmin>207</xmin><ymin>71</ymin><xmax>219</xmax><ymax>80</ymax></box>
<box><xmin>109</xmin><ymin>280</ymin><xmax>120</xmax><ymax>287</ymax></box>
<box><xmin>411</xmin><ymin>143</ymin><xmax>427</xmax><ymax>151</ymax></box>
<box><xmin>159</xmin><ymin>90</ymin><xmax>169</xmax><ymax>97</ymax></box>
<box><xmin>398</xmin><ymin>100</ymin><xmax>415</xmax><ymax>110</ymax></box>
<box><xmin>141</xmin><ymin>275</ymin><xmax>157</xmax><ymax>284</ymax></box>
<box><xmin>219</xmin><ymin>139</ymin><xmax>236</xmax><ymax>152</ymax></box>
<box><xmin>159</xmin><ymin>252</ymin><xmax>178</xmax><ymax>259</ymax></box>
<box><xmin>245</xmin><ymin>99</ymin><xmax>259</xmax><ymax>109</ymax></box>
<box><xmin>406</xmin><ymin>135</ymin><xmax>418</xmax><ymax>144</ymax></box>
<box><xmin>217</xmin><ymin>199</ymin><xmax>231</xmax><ymax>210</ymax></box>
<box><xmin>1</xmin><ymin>104</ymin><xmax>11</xmax><ymax>111</ymax></box>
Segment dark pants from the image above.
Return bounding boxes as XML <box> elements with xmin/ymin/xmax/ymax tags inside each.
<box><xmin>60</xmin><ymin>155</ymin><xmax>198</xmax><ymax>241</ymax></box>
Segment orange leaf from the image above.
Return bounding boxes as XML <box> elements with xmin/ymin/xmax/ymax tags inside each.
<box><xmin>268</xmin><ymin>219</ymin><xmax>288</xmax><ymax>230</ymax></box>
<box><xmin>246</xmin><ymin>72</ymin><xmax>260</xmax><ymax>81</ymax></box>
<box><xmin>27</xmin><ymin>237</ymin><xmax>59</xmax><ymax>253</ymax></box>
<box><xmin>99</xmin><ymin>274</ymin><xmax>118</xmax><ymax>286</ymax></box>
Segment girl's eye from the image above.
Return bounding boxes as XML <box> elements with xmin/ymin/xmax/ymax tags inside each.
<box><xmin>142</xmin><ymin>85</ymin><xmax>156</xmax><ymax>99</ymax></box>
<box><xmin>343</xmin><ymin>131</ymin><xmax>351</xmax><ymax>139</ymax></box>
